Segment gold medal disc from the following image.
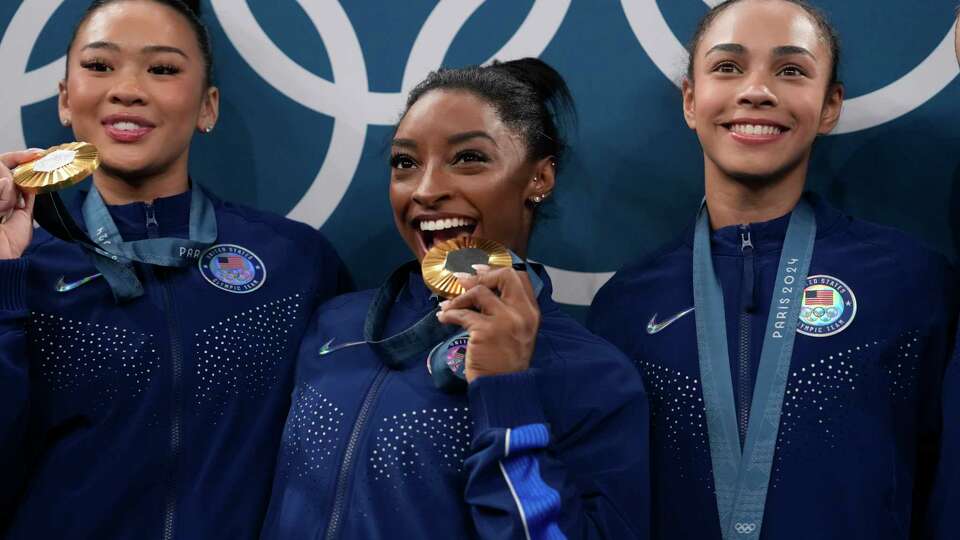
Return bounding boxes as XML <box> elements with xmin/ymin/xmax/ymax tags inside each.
<box><xmin>421</xmin><ymin>237</ymin><xmax>513</xmax><ymax>298</ymax></box>
<box><xmin>12</xmin><ymin>142</ymin><xmax>100</xmax><ymax>193</ymax></box>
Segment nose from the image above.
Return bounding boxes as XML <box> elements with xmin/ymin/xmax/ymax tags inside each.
<box><xmin>107</xmin><ymin>74</ymin><xmax>148</xmax><ymax>106</ymax></box>
<box><xmin>411</xmin><ymin>164</ymin><xmax>453</xmax><ymax>208</ymax></box>
<box><xmin>736</xmin><ymin>74</ymin><xmax>778</xmax><ymax>108</ymax></box>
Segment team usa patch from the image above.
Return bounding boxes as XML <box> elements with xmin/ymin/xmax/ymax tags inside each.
<box><xmin>797</xmin><ymin>274</ymin><xmax>856</xmax><ymax>337</ymax></box>
<box><xmin>198</xmin><ymin>244</ymin><xmax>266</xmax><ymax>294</ymax></box>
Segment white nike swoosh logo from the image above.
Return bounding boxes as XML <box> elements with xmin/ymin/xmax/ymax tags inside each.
<box><xmin>646</xmin><ymin>307</ymin><xmax>695</xmax><ymax>335</ymax></box>
<box><xmin>317</xmin><ymin>337</ymin><xmax>366</xmax><ymax>356</ymax></box>
<box><xmin>55</xmin><ymin>273</ymin><xmax>103</xmax><ymax>293</ymax></box>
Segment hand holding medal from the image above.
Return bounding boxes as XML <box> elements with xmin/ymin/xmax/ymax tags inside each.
<box><xmin>425</xmin><ymin>237</ymin><xmax>541</xmax><ymax>384</ymax></box>
<box><xmin>0</xmin><ymin>143</ymin><xmax>100</xmax><ymax>259</ymax></box>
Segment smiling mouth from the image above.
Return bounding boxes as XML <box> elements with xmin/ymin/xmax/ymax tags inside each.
<box><xmin>415</xmin><ymin>217</ymin><xmax>478</xmax><ymax>251</ymax></box>
<box><xmin>723</xmin><ymin>122</ymin><xmax>789</xmax><ymax>138</ymax></box>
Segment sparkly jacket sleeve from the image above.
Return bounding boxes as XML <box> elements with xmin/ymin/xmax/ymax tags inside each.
<box><xmin>463</xmin><ymin>328</ymin><xmax>650</xmax><ymax>540</ymax></box>
<box><xmin>0</xmin><ymin>258</ymin><xmax>31</xmax><ymax>517</ymax></box>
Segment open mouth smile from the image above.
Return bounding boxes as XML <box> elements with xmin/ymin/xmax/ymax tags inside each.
<box><xmin>413</xmin><ymin>215</ymin><xmax>478</xmax><ymax>253</ymax></box>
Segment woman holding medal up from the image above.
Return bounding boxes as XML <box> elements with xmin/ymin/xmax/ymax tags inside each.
<box><xmin>260</xmin><ymin>58</ymin><xmax>650</xmax><ymax>540</ymax></box>
<box><xmin>0</xmin><ymin>0</ymin><xmax>346</xmax><ymax>537</ymax></box>
<box><xmin>588</xmin><ymin>1</ymin><xmax>957</xmax><ymax>539</ymax></box>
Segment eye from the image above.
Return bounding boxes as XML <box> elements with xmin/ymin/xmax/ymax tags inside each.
<box><xmin>390</xmin><ymin>153</ymin><xmax>417</xmax><ymax>170</ymax></box>
<box><xmin>80</xmin><ymin>59</ymin><xmax>112</xmax><ymax>72</ymax></box>
<box><xmin>778</xmin><ymin>65</ymin><xmax>807</xmax><ymax>77</ymax></box>
<box><xmin>149</xmin><ymin>64</ymin><xmax>181</xmax><ymax>76</ymax></box>
<box><xmin>712</xmin><ymin>61</ymin><xmax>741</xmax><ymax>74</ymax></box>
<box><xmin>453</xmin><ymin>150</ymin><xmax>488</xmax><ymax>165</ymax></box>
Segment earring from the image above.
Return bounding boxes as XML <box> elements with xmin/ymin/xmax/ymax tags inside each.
<box><xmin>203</xmin><ymin>125</ymin><xmax>213</xmax><ymax>133</ymax></box>
<box><xmin>532</xmin><ymin>194</ymin><xmax>543</xmax><ymax>203</ymax></box>
<box><xmin>61</xmin><ymin>119</ymin><xmax>71</xmax><ymax>127</ymax></box>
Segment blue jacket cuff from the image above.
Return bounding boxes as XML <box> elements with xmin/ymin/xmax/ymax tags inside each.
<box><xmin>468</xmin><ymin>370</ymin><xmax>546</xmax><ymax>432</ymax></box>
<box><xmin>0</xmin><ymin>258</ymin><xmax>28</xmax><ymax>312</ymax></box>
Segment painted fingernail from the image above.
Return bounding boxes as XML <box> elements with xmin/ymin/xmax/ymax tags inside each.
<box><xmin>452</xmin><ymin>272</ymin><xmax>472</xmax><ymax>280</ymax></box>
<box><xmin>471</xmin><ymin>264</ymin><xmax>490</xmax><ymax>273</ymax></box>
<box><xmin>438</xmin><ymin>300</ymin><xmax>450</xmax><ymax>310</ymax></box>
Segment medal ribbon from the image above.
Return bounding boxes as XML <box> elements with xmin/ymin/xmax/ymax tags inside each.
<box><xmin>693</xmin><ymin>199</ymin><xmax>816</xmax><ymax>540</ymax></box>
<box><xmin>80</xmin><ymin>186</ymin><xmax>217</xmax><ymax>301</ymax></box>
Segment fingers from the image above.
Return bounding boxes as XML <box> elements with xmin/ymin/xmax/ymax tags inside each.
<box><xmin>470</xmin><ymin>265</ymin><xmax>537</xmax><ymax>306</ymax></box>
<box><xmin>436</xmin><ymin>306</ymin><xmax>485</xmax><ymax>330</ymax></box>
<box><xmin>0</xmin><ymin>176</ymin><xmax>16</xmax><ymax>216</ymax></box>
<box><xmin>0</xmin><ymin>149</ymin><xmax>44</xmax><ymax>170</ymax></box>
<box><xmin>442</xmin><ymin>276</ymin><xmax>505</xmax><ymax>314</ymax></box>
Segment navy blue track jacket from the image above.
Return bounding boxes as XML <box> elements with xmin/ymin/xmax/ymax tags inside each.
<box><xmin>260</xmin><ymin>265</ymin><xmax>651</xmax><ymax>539</ymax></box>
<box><xmin>925</xmin><ymin>323</ymin><xmax>960</xmax><ymax>539</ymax></box>
<box><xmin>588</xmin><ymin>194</ymin><xmax>957</xmax><ymax>540</ymax></box>
<box><xmin>0</xmin><ymin>188</ymin><xmax>347</xmax><ymax>539</ymax></box>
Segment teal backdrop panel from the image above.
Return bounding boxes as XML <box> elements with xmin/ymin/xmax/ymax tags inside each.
<box><xmin>1</xmin><ymin>1</ymin><xmax>957</xmax><ymax>314</ymax></box>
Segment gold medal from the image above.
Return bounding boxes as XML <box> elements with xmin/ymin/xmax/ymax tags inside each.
<box><xmin>12</xmin><ymin>142</ymin><xmax>100</xmax><ymax>193</ymax></box>
<box><xmin>421</xmin><ymin>236</ymin><xmax>513</xmax><ymax>298</ymax></box>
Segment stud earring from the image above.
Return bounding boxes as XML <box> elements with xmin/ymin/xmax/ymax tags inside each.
<box><xmin>62</xmin><ymin>119</ymin><xmax>71</xmax><ymax>127</ymax></box>
<box><xmin>532</xmin><ymin>194</ymin><xmax>543</xmax><ymax>203</ymax></box>
<box><xmin>203</xmin><ymin>125</ymin><xmax>213</xmax><ymax>133</ymax></box>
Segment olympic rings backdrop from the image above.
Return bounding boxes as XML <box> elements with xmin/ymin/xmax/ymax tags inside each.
<box><xmin>2</xmin><ymin>1</ymin><xmax>959</xmax><ymax>316</ymax></box>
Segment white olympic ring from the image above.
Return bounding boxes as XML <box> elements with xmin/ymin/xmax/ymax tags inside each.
<box><xmin>620</xmin><ymin>0</ymin><xmax>960</xmax><ymax>135</ymax></box>
<box><xmin>2</xmin><ymin>2</ymin><xmax>957</xmax><ymax>305</ymax></box>
<box><xmin>734</xmin><ymin>522</ymin><xmax>757</xmax><ymax>534</ymax></box>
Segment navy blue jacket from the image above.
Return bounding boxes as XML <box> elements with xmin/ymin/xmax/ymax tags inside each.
<box><xmin>0</xmin><ymin>188</ymin><xmax>347</xmax><ymax>539</ymax></box>
<box><xmin>588</xmin><ymin>195</ymin><xmax>957</xmax><ymax>540</ymax></box>
<box><xmin>261</xmin><ymin>265</ymin><xmax>650</xmax><ymax>539</ymax></box>
<box><xmin>925</xmin><ymin>323</ymin><xmax>960</xmax><ymax>539</ymax></box>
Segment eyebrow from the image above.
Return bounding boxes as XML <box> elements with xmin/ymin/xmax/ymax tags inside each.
<box><xmin>704</xmin><ymin>43</ymin><xmax>816</xmax><ymax>61</ymax></box>
<box><xmin>447</xmin><ymin>131</ymin><xmax>497</xmax><ymax>147</ymax></box>
<box><xmin>391</xmin><ymin>131</ymin><xmax>498</xmax><ymax>149</ymax></box>
<box><xmin>81</xmin><ymin>41</ymin><xmax>189</xmax><ymax>59</ymax></box>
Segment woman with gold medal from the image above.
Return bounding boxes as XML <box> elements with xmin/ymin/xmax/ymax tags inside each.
<box><xmin>259</xmin><ymin>59</ymin><xmax>650</xmax><ymax>540</ymax></box>
<box><xmin>0</xmin><ymin>1</ymin><xmax>347</xmax><ymax>537</ymax></box>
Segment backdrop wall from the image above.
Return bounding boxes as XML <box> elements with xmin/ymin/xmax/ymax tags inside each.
<box><xmin>2</xmin><ymin>1</ymin><xmax>958</xmax><ymax>314</ymax></box>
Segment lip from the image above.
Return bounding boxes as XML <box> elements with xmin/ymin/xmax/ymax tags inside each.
<box><xmin>101</xmin><ymin>114</ymin><xmax>156</xmax><ymax>143</ymax></box>
<box><xmin>721</xmin><ymin>117</ymin><xmax>790</xmax><ymax>145</ymax></box>
<box><xmin>409</xmin><ymin>212</ymin><xmax>478</xmax><ymax>257</ymax></box>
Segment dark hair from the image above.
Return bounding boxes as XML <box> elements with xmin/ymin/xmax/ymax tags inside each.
<box><xmin>685</xmin><ymin>0</ymin><xmax>841</xmax><ymax>87</ymax></box>
<box><xmin>66</xmin><ymin>0</ymin><xmax>214</xmax><ymax>87</ymax></box>
<box><xmin>403</xmin><ymin>58</ymin><xmax>576</xmax><ymax>167</ymax></box>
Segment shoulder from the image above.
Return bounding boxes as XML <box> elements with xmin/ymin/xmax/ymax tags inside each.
<box><xmin>210</xmin><ymin>194</ymin><xmax>331</xmax><ymax>250</ymax></box>
<box><xmin>312</xmin><ymin>289</ymin><xmax>376</xmax><ymax>329</ymax></box>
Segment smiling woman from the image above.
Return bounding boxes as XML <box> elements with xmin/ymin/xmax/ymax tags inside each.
<box><xmin>589</xmin><ymin>1</ymin><xmax>958</xmax><ymax>539</ymax></box>
<box><xmin>259</xmin><ymin>59</ymin><xmax>651</xmax><ymax>540</ymax></box>
<box><xmin>0</xmin><ymin>1</ymin><xmax>348</xmax><ymax>538</ymax></box>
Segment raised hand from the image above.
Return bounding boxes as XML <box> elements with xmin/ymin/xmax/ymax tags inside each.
<box><xmin>0</xmin><ymin>150</ymin><xmax>44</xmax><ymax>260</ymax></box>
<box><xmin>436</xmin><ymin>264</ymin><xmax>540</xmax><ymax>383</ymax></box>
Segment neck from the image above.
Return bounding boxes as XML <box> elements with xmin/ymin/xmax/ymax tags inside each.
<box><xmin>704</xmin><ymin>163</ymin><xmax>807</xmax><ymax>230</ymax></box>
<box><xmin>93</xmin><ymin>163</ymin><xmax>190</xmax><ymax>206</ymax></box>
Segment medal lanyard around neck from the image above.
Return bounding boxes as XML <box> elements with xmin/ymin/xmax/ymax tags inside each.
<box><xmin>693</xmin><ymin>199</ymin><xmax>816</xmax><ymax>540</ymax></box>
<box><xmin>80</xmin><ymin>186</ymin><xmax>217</xmax><ymax>302</ymax></box>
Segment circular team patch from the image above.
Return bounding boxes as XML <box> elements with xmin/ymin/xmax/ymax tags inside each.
<box><xmin>797</xmin><ymin>274</ymin><xmax>856</xmax><ymax>337</ymax></box>
<box><xmin>198</xmin><ymin>244</ymin><xmax>266</xmax><ymax>294</ymax></box>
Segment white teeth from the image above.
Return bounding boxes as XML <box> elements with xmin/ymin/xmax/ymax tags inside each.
<box><xmin>111</xmin><ymin>121</ymin><xmax>144</xmax><ymax>131</ymax></box>
<box><xmin>730</xmin><ymin>123</ymin><xmax>783</xmax><ymax>136</ymax></box>
<box><xmin>418</xmin><ymin>217</ymin><xmax>475</xmax><ymax>232</ymax></box>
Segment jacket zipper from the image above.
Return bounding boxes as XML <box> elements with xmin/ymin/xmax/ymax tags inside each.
<box><xmin>737</xmin><ymin>226</ymin><xmax>755</xmax><ymax>448</ymax></box>
<box><xmin>324</xmin><ymin>365</ymin><xmax>390</xmax><ymax>540</ymax></box>
<box><xmin>145</xmin><ymin>203</ymin><xmax>184</xmax><ymax>540</ymax></box>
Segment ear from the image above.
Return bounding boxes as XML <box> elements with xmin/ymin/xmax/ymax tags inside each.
<box><xmin>817</xmin><ymin>82</ymin><xmax>844</xmax><ymax>135</ymax></box>
<box><xmin>58</xmin><ymin>79</ymin><xmax>71</xmax><ymax>127</ymax></box>
<box><xmin>682</xmin><ymin>78</ymin><xmax>697</xmax><ymax>130</ymax></box>
<box><xmin>197</xmin><ymin>85</ymin><xmax>220</xmax><ymax>132</ymax></box>
<box><xmin>525</xmin><ymin>156</ymin><xmax>556</xmax><ymax>203</ymax></box>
